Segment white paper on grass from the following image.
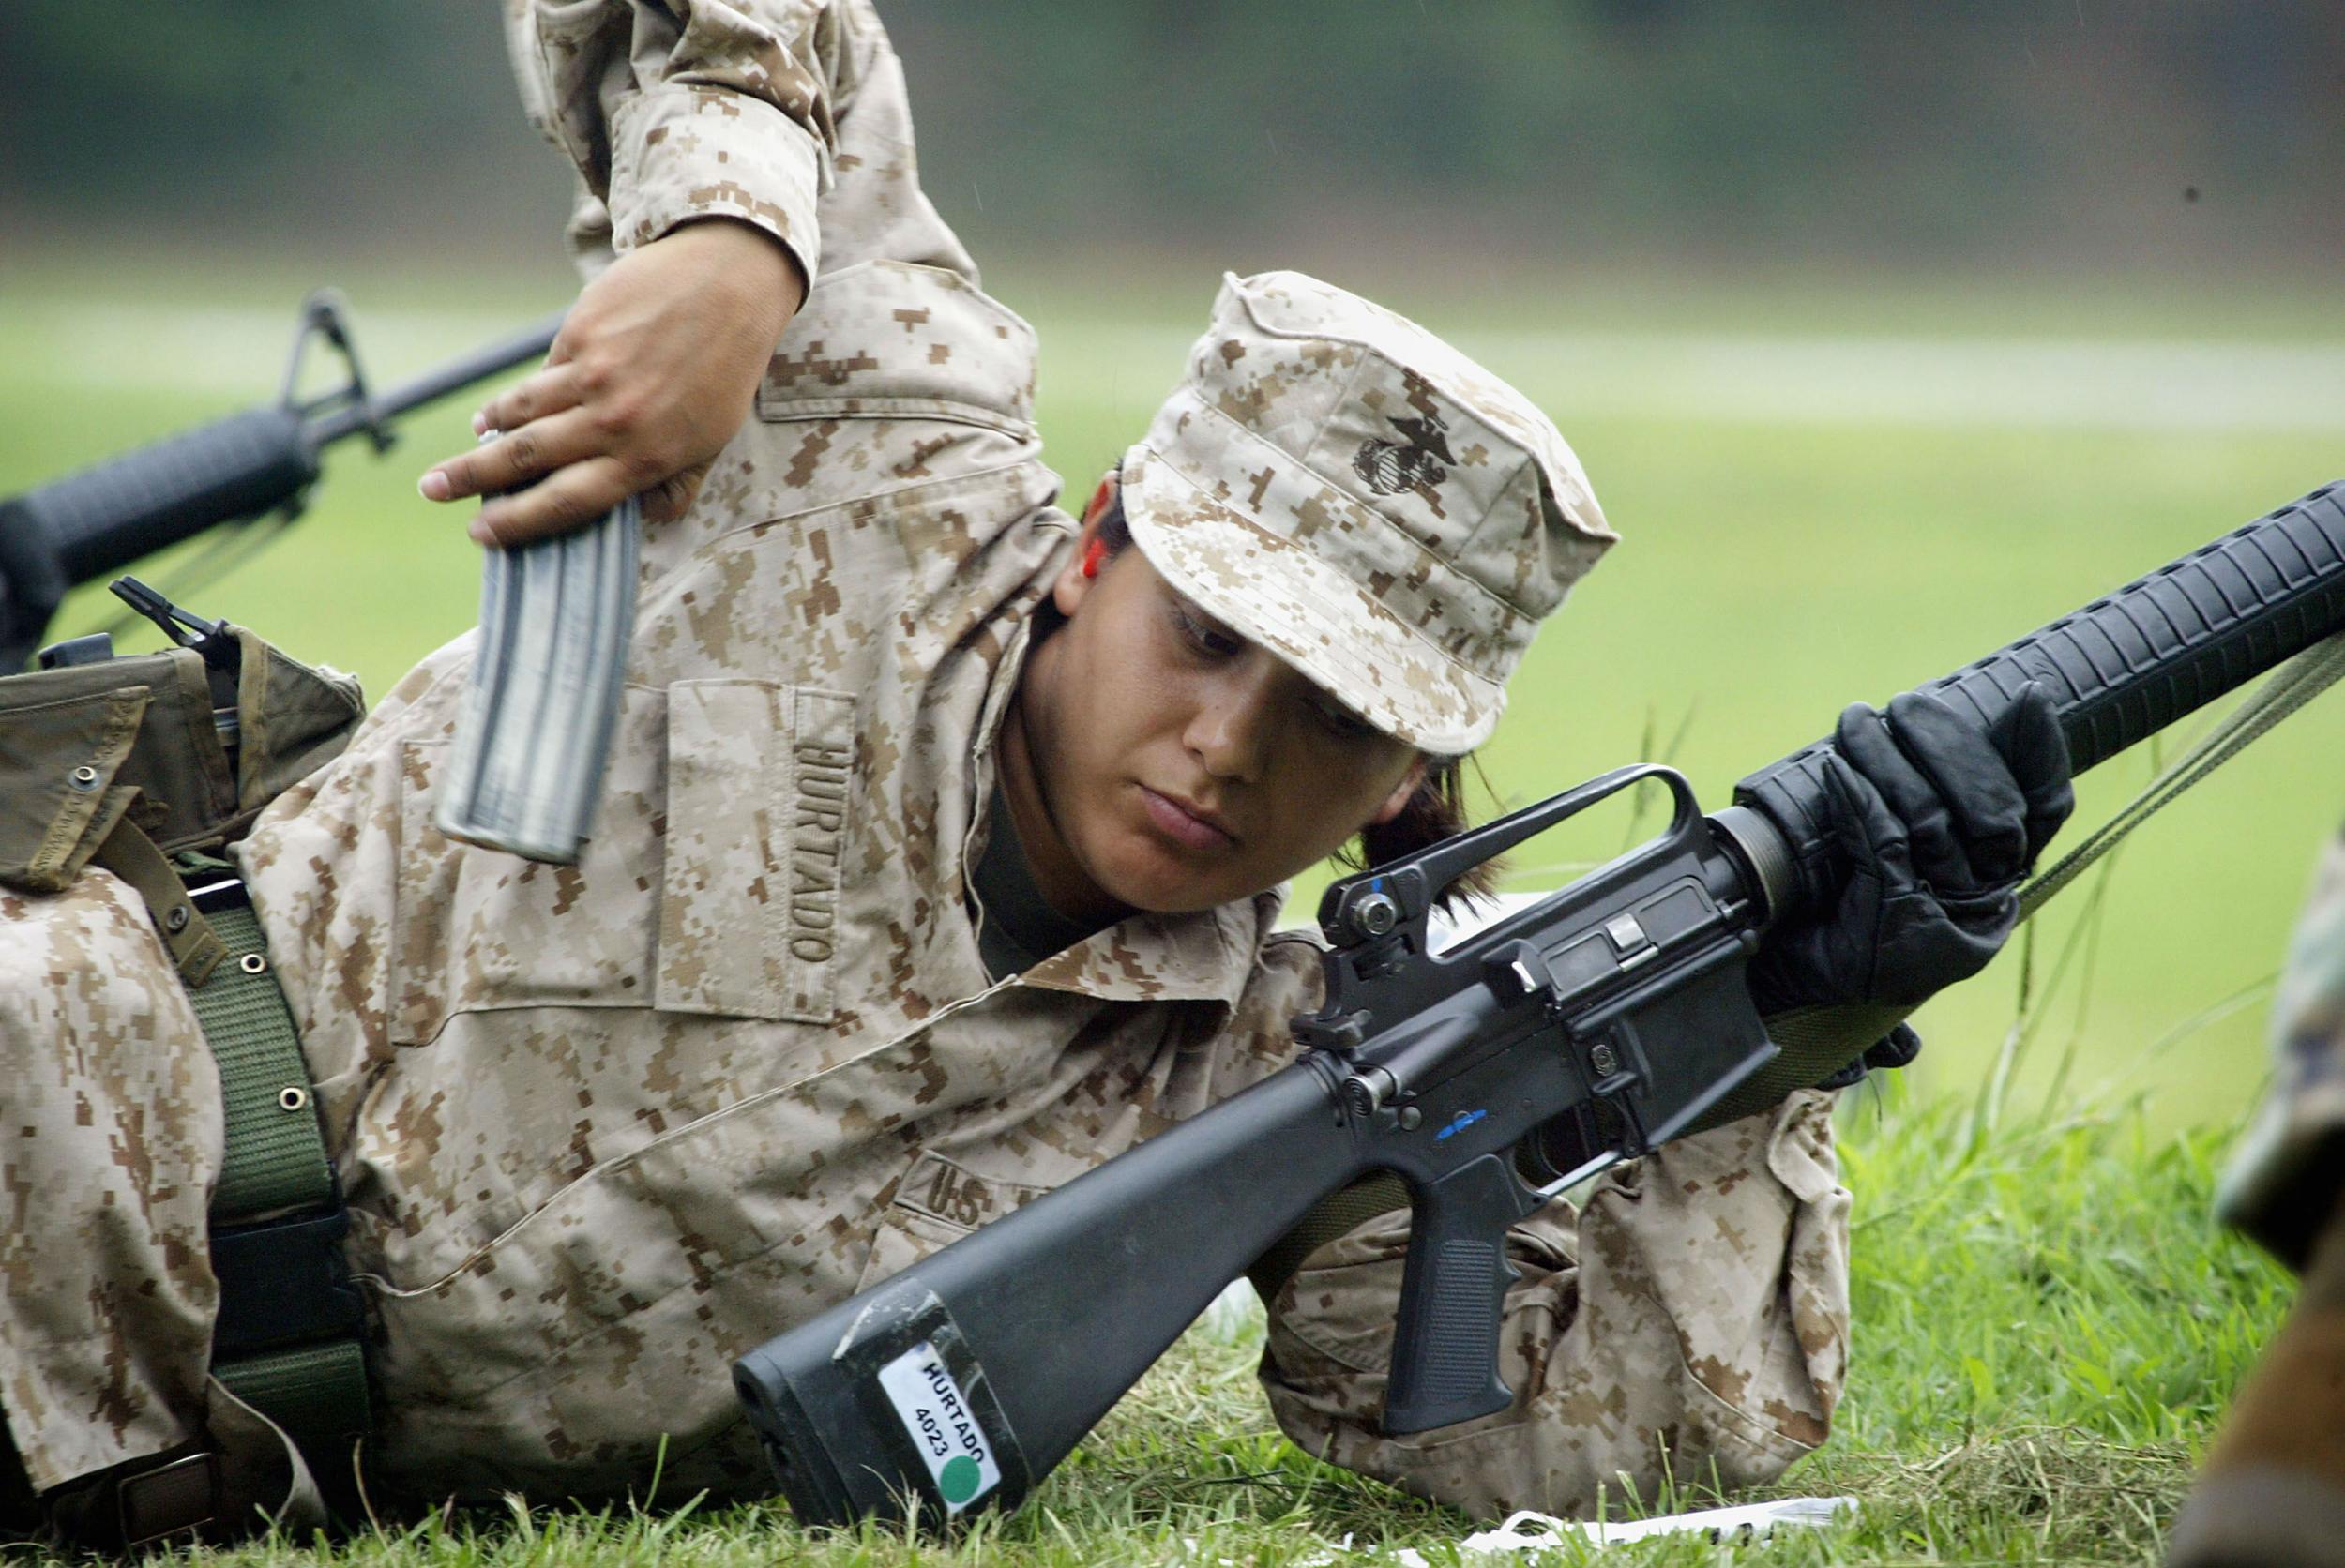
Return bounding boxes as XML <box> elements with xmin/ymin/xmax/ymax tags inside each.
<box><xmin>1382</xmin><ymin>1497</ymin><xmax>1856</xmax><ymax>1562</ymax></box>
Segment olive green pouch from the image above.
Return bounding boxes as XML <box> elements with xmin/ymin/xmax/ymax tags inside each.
<box><xmin>0</xmin><ymin>630</ymin><xmax>363</xmax><ymax>972</ymax></box>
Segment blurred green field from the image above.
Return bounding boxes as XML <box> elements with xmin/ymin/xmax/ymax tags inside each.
<box><xmin>6</xmin><ymin>260</ymin><xmax>2340</xmax><ymax>1128</ymax></box>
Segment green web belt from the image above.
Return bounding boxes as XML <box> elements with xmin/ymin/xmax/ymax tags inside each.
<box><xmin>181</xmin><ymin>893</ymin><xmax>370</xmax><ymax>1495</ymax></box>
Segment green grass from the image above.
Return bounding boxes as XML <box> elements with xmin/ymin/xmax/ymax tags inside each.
<box><xmin>4</xmin><ymin>261</ymin><xmax>2337</xmax><ymax>1562</ymax></box>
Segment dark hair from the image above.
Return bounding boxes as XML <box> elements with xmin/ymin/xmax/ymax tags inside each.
<box><xmin>1339</xmin><ymin>757</ymin><xmax>1500</xmax><ymax>912</ymax></box>
<box><xmin>1096</xmin><ymin>491</ymin><xmax>1135</xmax><ymax>553</ymax></box>
<box><xmin>1091</xmin><ymin>490</ymin><xmax>1499</xmax><ymax>912</ymax></box>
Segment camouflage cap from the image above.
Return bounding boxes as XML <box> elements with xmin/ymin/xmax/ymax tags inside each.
<box><xmin>1121</xmin><ymin>270</ymin><xmax>1616</xmax><ymax>754</ymax></box>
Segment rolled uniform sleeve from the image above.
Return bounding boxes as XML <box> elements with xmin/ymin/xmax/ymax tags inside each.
<box><xmin>1259</xmin><ymin>1089</ymin><xmax>1852</xmax><ymax>1520</ymax></box>
<box><xmin>507</xmin><ymin>0</ymin><xmax>839</xmax><ymax>279</ymax></box>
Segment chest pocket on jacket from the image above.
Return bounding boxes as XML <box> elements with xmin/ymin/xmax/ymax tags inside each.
<box><xmin>391</xmin><ymin>679</ymin><xmax>856</xmax><ymax>1045</ymax></box>
<box><xmin>661</xmin><ymin>678</ymin><xmax>855</xmax><ymax>1021</ymax></box>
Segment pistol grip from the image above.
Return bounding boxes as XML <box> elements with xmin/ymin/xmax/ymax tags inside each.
<box><xmin>1382</xmin><ymin>1153</ymin><xmax>1530</xmax><ymax>1435</ymax></box>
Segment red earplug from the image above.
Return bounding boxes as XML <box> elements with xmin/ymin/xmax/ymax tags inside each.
<box><xmin>1081</xmin><ymin>535</ymin><xmax>1109</xmax><ymax>580</ymax></box>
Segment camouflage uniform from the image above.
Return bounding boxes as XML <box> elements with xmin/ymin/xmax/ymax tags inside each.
<box><xmin>2219</xmin><ymin>825</ymin><xmax>2345</xmax><ymax>1269</ymax></box>
<box><xmin>0</xmin><ymin>0</ymin><xmax>1851</xmax><ymax>1531</ymax></box>
<box><xmin>507</xmin><ymin>0</ymin><xmax>976</xmax><ymax>284</ymax></box>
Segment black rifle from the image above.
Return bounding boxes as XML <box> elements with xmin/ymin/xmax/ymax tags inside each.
<box><xmin>0</xmin><ymin>293</ymin><xmax>560</xmax><ymax>672</ymax></box>
<box><xmin>735</xmin><ymin>482</ymin><xmax>2345</xmax><ymax>1528</ymax></box>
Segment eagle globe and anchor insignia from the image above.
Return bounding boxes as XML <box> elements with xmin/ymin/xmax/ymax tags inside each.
<box><xmin>1352</xmin><ymin>403</ymin><xmax>1458</xmax><ymax>503</ymax></box>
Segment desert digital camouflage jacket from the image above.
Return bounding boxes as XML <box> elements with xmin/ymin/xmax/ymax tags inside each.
<box><xmin>505</xmin><ymin>0</ymin><xmax>974</xmax><ymax>285</ymax></box>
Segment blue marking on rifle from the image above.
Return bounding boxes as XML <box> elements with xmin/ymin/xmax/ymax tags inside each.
<box><xmin>1433</xmin><ymin>1108</ymin><xmax>1488</xmax><ymax>1141</ymax></box>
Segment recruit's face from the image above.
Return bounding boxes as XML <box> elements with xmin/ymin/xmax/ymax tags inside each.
<box><xmin>1006</xmin><ymin>517</ymin><xmax>1424</xmax><ymax>921</ymax></box>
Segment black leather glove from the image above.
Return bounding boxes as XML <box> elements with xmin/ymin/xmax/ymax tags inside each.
<box><xmin>1746</xmin><ymin>685</ymin><xmax>2075</xmax><ymax>1016</ymax></box>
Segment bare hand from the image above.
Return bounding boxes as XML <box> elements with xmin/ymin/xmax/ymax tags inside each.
<box><xmin>417</xmin><ymin>220</ymin><xmax>807</xmax><ymax>546</ymax></box>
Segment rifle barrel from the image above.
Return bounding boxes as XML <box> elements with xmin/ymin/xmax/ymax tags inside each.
<box><xmin>18</xmin><ymin>407</ymin><xmax>320</xmax><ymax>588</ymax></box>
<box><xmin>308</xmin><ymin>311</ymin><xmax>562</xmax><ymax>444</ymax></box>
<box><xmin>1740</xmin><ymin>481</ymin><xmax>2345</xmax><ymax>907</ymax></box>
<box><xmin>0</xmin><ymin>309</ymin><xmax>568</xmax><ymax>671</ymax></box>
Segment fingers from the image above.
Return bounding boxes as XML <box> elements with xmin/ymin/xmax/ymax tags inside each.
<box><xmin>470</xmin><ymin>360</ymin><xmax>583</xmax><ymax>444</ymax></box>
<box><xmin>1835</xmin><ymin>701</ymin><xmax>1976</xmax><ymax>894</ymax></box>
<box><xmin>1814</xmin><ymin>748</ymin><xmax>1911</xmax><ymax>998</ymax></box>
<box><xmin>416</xmin><ymin>223</ymin><xmax>797</xmax><ymax>548</ymax></box>
<box><xmin>1884</xmin><ymin>690</ymin><xmax>2033</xmax><ymax>887</ymax></box>
<box><xmin>471</xmin><ymin>455</ymin><xmax>636</xmax><ymax>550</ymax></box>
<box><xmin>1841</xmin><ymin>686</ymin><xmax>2075</xmax><ymax>897</ymax></box>
<box><xmin>416</xmin><ymin>363</ymin><xmax>585</xmax><ymax>503</ymax></box>
<box><xmin>427</xmin><ymin>410</ymin><xmax>610</xmax><ymax>510</ymax></box>
<box><xmin>638</xmin><ymin>459</ymin><xmax>713</xmax><ymax>529</ymax></box>
<box><xmin>1817</xmin><ymin>745</ymin><xmax>1912</xmax><ymax>889</ymax></box>
<box><xmin>1991</xmin><ymin>683</ymin><xmax>2076</xmax><ymax>864</ymax></box>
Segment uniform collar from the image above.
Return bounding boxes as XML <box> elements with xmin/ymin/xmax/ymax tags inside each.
<box><xmin>969</xmin><ymin>587</ymin><xmax>1049</xmax><ymax>763</ymax></box>
<box><xmin>1016</xmin><ymin>894</ymin><xmax>1272</xmax><ymax>1007</ymax></box>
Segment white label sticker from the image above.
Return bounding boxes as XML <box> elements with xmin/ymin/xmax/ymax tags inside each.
<box><xmin>875</xmin><ymin>1340</ymin><xmax>1002</xmax><ymax>1513</ymax></box>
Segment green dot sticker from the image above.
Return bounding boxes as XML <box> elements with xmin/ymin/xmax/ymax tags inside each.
<box><xmin>939</xmin><ymin>1455</ymin><xmax>982</xmax><ymax>1505</ymax></box>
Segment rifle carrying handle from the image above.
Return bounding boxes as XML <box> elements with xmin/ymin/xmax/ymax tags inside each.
<box><xmin>1381</xmin><ymin>1153</ymin><xmax>1532</xmax><ymax>1435</ymax></box>
<box><xmin>12</xmin><ymin>406</ymin><xmax>318</xmax><ymax>588</ymax></box>
<box><xmin>1737</xmin><ymin>482</ymin><xmax>2345</xmax><ymax>911</ymax></box>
